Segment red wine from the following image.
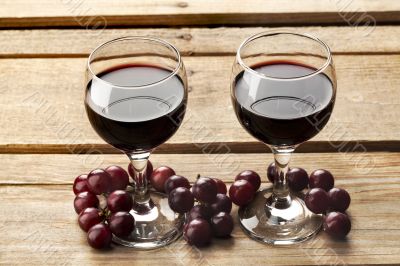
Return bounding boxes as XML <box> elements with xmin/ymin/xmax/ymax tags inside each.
<box><xmin>232</xmin><ymin>61</ymin><xmax>335</xmax><ymax>146</ymax></box>
<box><xmin>85</xmin><ymin>64</ymin><xmax>187</xmax><ymax>153</ymax></box>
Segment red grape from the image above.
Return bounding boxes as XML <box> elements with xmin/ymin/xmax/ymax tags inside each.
<box><xmin>287</xmin><ymin>167</ymin><xmax>309</xmax><ymax>191</ymax></box>
<box><xmin>87</xmin><ymin>169</ymin><xmax>112</xmax><ymax>195</ymax></box>
<box><xmin>305</xmin><ymin>188</ymin><xmax>330</xmax><ymax>214</ymax></box>
<box><xmin>168</xmin><ymin>187</ymin><xmax>194</xmax><ymax>214</ymax></box>
<box><xmin>328</xmin><ymin>188</ymin><xmax>351</xmax><ymax>212</ymax></box>
<box><xmin>211</xmin><ymin>212</ymin><xmax>234</xmax><ymax>238</ymax></box>
<box><xmin>187</xmin><ymin>205</ymin><xmax>213</xmax><ymax>222</ymax></box>
<box><xmin>87</xmin><ymin>223</ymin><xmax>112</xmax><ymax>249</ymax></box>
<box><xmin>309</xmin><ymin>169</ymin><xmax>334</xmax><ymax>191</ymax></box>
<box><xmin>235</xmin><ymin>170</ymin><xmax>261</xmax><ymax>191</ymax></box>
<box><xmin>105</xmin><ymin>165</ymin><xmax>129</xmax><ymax>191</ymax></box>
<box><xmin>184</xmin><ymin>218</ymin><xmax>212</xmax><ymax>247</ymax></box>
<box><xmin>128</xmin><ymin>160</ymin><xmax>153</xmax><ymax>179</ymax></box>
<box><xmin>192</xmin><ymin>177</ymin><xmax>218</xmax><ymax>203</ymax></box>
<box><xmin>213</xmin><ymin>178</ymin><xmax>227</xmax><ymax>194</ymax></box>
<box><xmin>109</xmin><ymin>212</ymin><xmax>135</xmax><ymax>237</ymax></box>
<box><xmin>107</xmin><ymin>190</ymin><xmax>133</xmax><ymax>213</ymax></box>
<box><xmin>73</xmin><ymin>174</ymin><xmax>89</xmax><ymax>195</ymax></box>
<box><xmin>267</xmin><ymin>162</ymin><xmax>276</xmax><ymax>183</ymax></box>
<box><xmin>149</xmin><ymin>166</ymin><xmax>175</xmax><ymax>192</ymax></box>
<box><xmin>323</xmin><ymin>212</ymin><xmax>351</xmax><ymax>238</ymax></box>
<box><xmin>229</xmin><ymin>179</ymin><xmax>255</xmax><ymax>206</ymax></box>
<box><xmin>210</xmin><ymin>194</ymin><xmax>232</xmax><ymax>214</ymax></box>
<box><xmin>74</xmin><ymin>191</ymin><xmax>99</xmax><ymax>214</ymax></box>
<box><xmin>164</xmin><ymin>175</ymin><xmax>190</xmax><ymax>194</ymax></box>
<box><xmin>78</xmin><ymin>207</ymin><xmax>103</xmax><ymax>232</ymax></box>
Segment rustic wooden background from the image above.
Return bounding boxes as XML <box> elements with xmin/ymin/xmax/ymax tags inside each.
<box><xmin>0</xmin><ymin>1</ymin><xmax>399</xmax><ymax>265</ymax></box>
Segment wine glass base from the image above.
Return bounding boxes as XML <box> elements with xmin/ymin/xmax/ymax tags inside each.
<box><xmin>112</xmin><ymin>191</ymin><xmax>184</xmax><ymax>249</ymax></box>
<box><xmin>238</xmin><ymin>187</ymin><xmax>322</xmax><ymax>245</ymax></box>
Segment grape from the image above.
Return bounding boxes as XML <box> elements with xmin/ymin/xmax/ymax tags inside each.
<box><xmin>78</xmin><ymin>207</ymin><xmax>103</xmax><ymax>232</ymax></box>
<box><xmin>87</xmin><ymin>169</ymin><xmax>112</xmax><ymax>195</ymax></box>
<box><xmin>287</xmin><ymin>167</ymin><xmax>309</xmax><ymax>191</ymax></box>
<box><xmin>87</xmin><ymin>223</ymin><xmax>112</xmax><ymax>249</ymax></box>
<box><xmin>128</xmin><ymin>160</ymin><xmax>153</xmax><ymax>179</ymax></box>
<box><xmin>107</xmin><ymin>190</ymin><xmax>133</xmax><ymax>213</ymax></box>
<box><xmin>323</xmin><ymin>212</ymin><xmax>351</xmax><ymax>238</ymax></box>
<box><xmin>164</xmin><ymin>175</ymin><xmax>190</xmax><ymax>194</ymax></box>
<box><xmin>73</xmin><ymin>174</ymin><xmax>89</xmax><ymax>195</ymax></box>
<box><xmin>186</xmin><ymin>205</ymin><xmax>213</xmax><ymax>222</ymax></box>
<box><xmin>183</xmin><ymin>218</ymin><xmax>212</xmax><ymax>247</ymax></box>
<box><xmin>213</xmin><ymin>178</ymin><xmax>227</xmax><ymax>195</ymax></box>
<box><xmin>210</xmin><ymin>194</ymin><xmax>232</xmax><ymax>214</ymax></box>
<box><xmin>304</xmin><ymin>188</ymin><xmax>330</xmax><ymax>214</ymax></box>
<box><xmin>229</xmin><ymin>179</ymin><xmax>255</xmax><ymax>206</ymax></box>
<box><xmin>235</xmin><ymin>170</ymin><xmax>261</xmax><ymax>191</ymax></box>
<box><xmin>192</xmin><ymin>177</ymin><xmax>218</xmax><ymax>203</ymax></box>
<box><xmin>309</xmin><ymin>169</ymin><xmax>334</xmax><ymax>191</ymax></box>
<box><xmin>168</xmin><ymin>187</ymin><xmax>194</xmax><ymax>214</ymax></box>
<box><xmin>267</xmin><ymin>162</ymin><xmax>276</xmax><ymax>183</ymax></box>
<box><xmin>211</xmin><ymin>212</ymin><xmax>234</xmax><ymax>238</ymax></box>
<box><xmin>74</xmin><ymin>191</ymin><xmax>99</xmax><ymax>214</ymax></box>
<box><xmin>149</xmin><ymin>166</ymin><xmax>175</xmax><ymax>192</ymax></box>
<box><xmin>105</xmin><ymin>165</ymin><xmax>129</xmax><ymax>191</ymax></box>
<box><xmin>109</xmin><ymin>212</ymin><xmax>135</xmax><ymax>237</ymax></box>
<box><xmin>328</xmin><ymin>188</ymin><xmax>351</xmax><ymax>212</ymax></box>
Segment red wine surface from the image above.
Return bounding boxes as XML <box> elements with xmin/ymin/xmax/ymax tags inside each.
<box><xmin>85</xmin><ymin>64</ymin><xmax>186</xmax><ymax>152</ymax></box>
<box><xmin>232</xmin><ymin>61</ymin><xmax>335</xmax><ymax>146</ymax></box>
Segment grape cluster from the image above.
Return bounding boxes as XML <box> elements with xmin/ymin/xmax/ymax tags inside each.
<box><xmin>151</xmin><ymin>170</ymin><xmax>234</xmax><ymax>247</ymax></box>
<box><xmin>185</xmin><ymin>177</ymin><xmax>234</xmax><ymax>247</ymax></box>
<box><xmin>268</xmin><ymin>163</ymin><xmax>352</xmax><ymax>238</ymax></box>
<box><xmin>232</xmin><ymin>164</ymin><xmax>352</xmax><ymax>239</ymax></box>
<box><xmin>73</xmin><ymin>165</ymin><xmax>145</xmax><ymax>249</ymax></box>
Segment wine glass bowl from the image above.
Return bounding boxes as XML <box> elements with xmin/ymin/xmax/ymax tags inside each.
<box><xmin>85</xmin><ymin>37</ymin><xmax>188</xmax><ymax>249</ymax></box>
<box><xmin>231</xmin><ymin>32</ymin><xmax>336</xmax><ymax>245</ymax></box>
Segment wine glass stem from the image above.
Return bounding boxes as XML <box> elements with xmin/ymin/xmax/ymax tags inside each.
<box><xmin>271</xmin><ymin>146</ymin><xmax>294</xmax><ymax>208</ymax></box>
<box><xmin>128</xmin><ymin>152</ymin><xmax>151</xmax><ymax>205</ymax></box>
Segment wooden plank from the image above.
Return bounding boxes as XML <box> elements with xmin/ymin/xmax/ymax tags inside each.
<box><xmin>0</xmin><ymin>152</ymin><xmax>398</xmax><ymax>185</ymax></box>
<box><xmin>1</xmin><ymin>26</ymin><xmax>400</xmax><ymax>57</ymax></box>
<box><xmin>0</xmin><ymin>55</ymin><xmax>399</xmax><ymax>153</ymax></box>
<box><xmin>0</xmin><ymin>181</ymin><xmax>399</xmax><ymax>265</ymax></box>
<box><xmin>0</xmin><ymin>0</ymin><xmax>399</xmax><ymax>27</ymax></box>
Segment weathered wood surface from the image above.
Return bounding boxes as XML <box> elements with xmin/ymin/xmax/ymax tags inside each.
<box><xmin>0</xmin><ymin>55</ymin><xmax>399</xmax><ymax>153</ymax></box>
<box><xmin>0</xmin><ymin>153</ymin><xmax>395</xmax><ymax>185</ymax></box>
<box><xmin>0</xmin><ymin>152</ymin><xmax>399</xmax><ymax>265</ymax></box>
<box><xmin>1</xmin><ymin>1</ymin><xmax>400</xmax><ymax>265</ymax></box>
<box><xmin>0</xmin><ymin>26</ymin><xmax>399</xmax><ymax>57</ymax></box>
<box><xmin>1</xmin><ymin>0</ymin><xmax>399</xmax><ymax>27</ymax></box>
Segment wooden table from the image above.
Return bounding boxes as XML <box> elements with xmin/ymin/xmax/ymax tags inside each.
<box><xmin>1</xmin><ymin>1</ymin><xmax>399</xmax><ymax>265</ymax></box>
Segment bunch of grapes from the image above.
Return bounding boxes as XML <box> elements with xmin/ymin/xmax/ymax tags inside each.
<box><xmin>73</xmin><ymin>165</ymin><xmax>148</xmax><ymax>249</ymax></box>
<box><xmin>149</xmin><ymin>169</ymin><xmax>234</xmax><ymax>247</ymax></box>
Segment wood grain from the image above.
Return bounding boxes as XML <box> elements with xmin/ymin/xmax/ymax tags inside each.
<box><xmin>0</xmin><ymin>55</ymin><xmax>399</xmax><ymax>153</ymax></box>
<box><xmin>0</xmin><ymin>152</ymin><xmax>397</xmax><ymax>186</ymax></box>
<box><xmin>0</xmin><ymin>0</ymin><xmax>399</xmax><ymax>27</ymax></box>
<box><xmin>0</xmin><ymin>179</ymin><xmax>399</xmax><ymax>265</ymax></box>
<box><xmin>1</xmin><ymin>152</ymin><xmax>399</xmax><ymax>265</ymax></box>
<box><xmin>1</xmin><ymin>26</ymin><xmax>400</xmax><ymax>57</ymax></box>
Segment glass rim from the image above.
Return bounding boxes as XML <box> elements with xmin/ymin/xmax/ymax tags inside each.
<box><xmin>87</xmin><ymin>36</ymin><xmax>182</xmax><ymax>89</ymax></box>
<box><xmin>236</xmin><ymin>31</ymin><xmax>333</xmax><ymax>81</ymax></box>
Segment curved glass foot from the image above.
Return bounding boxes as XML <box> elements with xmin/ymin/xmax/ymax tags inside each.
<box><xmin>112</xmin><ymin>191</ymin><xmax>184</xmax><ymax>249</ymax></box>
<box><xmin>239</xmin><ymin>187</ymin><xmax>322</xmax><ymax>245</ymax></box>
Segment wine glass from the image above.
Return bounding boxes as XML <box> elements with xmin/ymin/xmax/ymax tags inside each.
<box><xmin>85</xmin><ymin>37</ymin><xmax>188</xmax><ymax>249</ymax></box>
<box><xmin>231</xmin><ymin>32</ymin><xmax>336</xmax><ymax>244</ymax></box>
